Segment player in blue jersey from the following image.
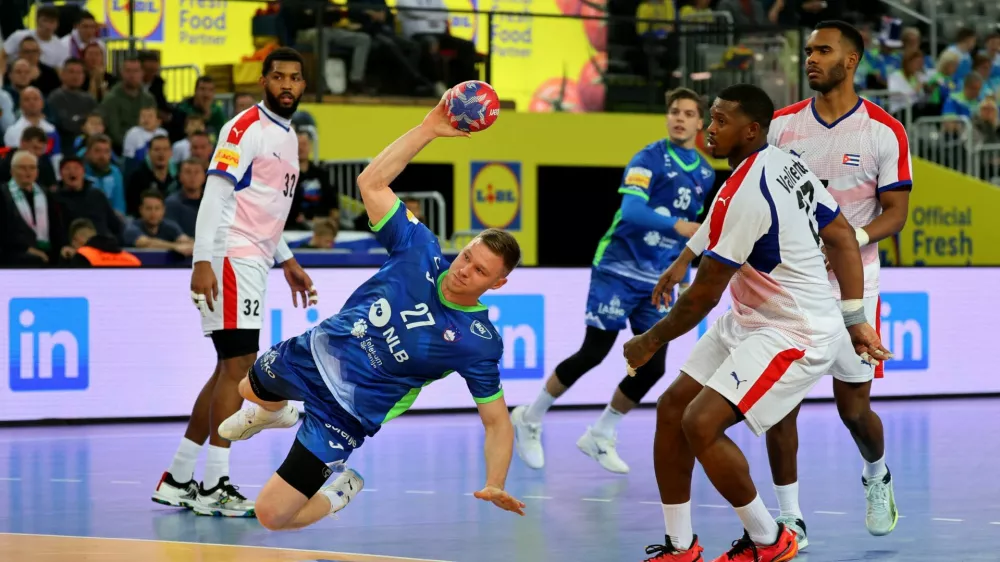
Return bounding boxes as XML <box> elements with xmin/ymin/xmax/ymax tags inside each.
<box><xmin>215</xmin><ymin>99</ymin><xmax>526</xmax><ymax>532</ymax></box>
<box><xmin>512</xmin><ymin>88</ymin><xmax>716</xmax><ymax>474</ymax></box>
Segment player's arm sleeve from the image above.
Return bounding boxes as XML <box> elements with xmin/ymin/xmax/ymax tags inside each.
<box><xmin>369</xmin><ymin>197</ymin><xmax>436</xmax><ymax>253</ymax></box>
<box><xmin>703</xmin><ymin>188</ymin><xmax>771</xmax><ymax>268</ymax></box>
<box><xmin>192</xmin><ymin>174</ymin><xmax>235</xmax><ymax>263</ymax></box>
<box><xmin>686</xmin><ymin>218</ymin><xmax>711</xmax><ymax>256</ymax></box>
<box><xmin>206</xmin><ymin>120</ymin><xmax>260</xmax><ymax>188</ymax></box>
<box><xmin>460</xmin><ymin>351</ymin><xmax>505</xmax><ymax>406</ymax></box>
<box><xmin>874</xmin><ymin>120</ymin><xmax>913</xmax><ymax>193</ymax></box>
<box><xmin>618</xmin><ymin>152</ymin><xmax>680</xmax><ymax>230</ymax></box>
<box><xmin>275</xmin><ymin>238</ymin><xmax>294</xmax><ymax>264</ymax></box>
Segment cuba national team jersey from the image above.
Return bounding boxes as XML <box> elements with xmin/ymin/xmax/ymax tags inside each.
<box><xmin>593</xmin><ymin>140</ymin><xmax>715</xmax><ymax>285</ymax></box>
<box><xmin>304</xmin><ymin>199</ymin><xmax>505</xmax><ymax>436</ymax></box>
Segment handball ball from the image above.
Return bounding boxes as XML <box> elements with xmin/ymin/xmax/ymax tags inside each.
<box><xmin>445</xmin><ymin>81</ymin><xmax>500</xmax><ymax>132</ymax></box>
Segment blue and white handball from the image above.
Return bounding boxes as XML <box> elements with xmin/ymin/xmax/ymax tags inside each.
<box><xmin>445</xmin><ymin>81</ymin><xmax>500</xmax><ymax>132</ymax></box>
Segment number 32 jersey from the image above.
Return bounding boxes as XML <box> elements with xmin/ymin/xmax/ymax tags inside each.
<box><xmin>689</xmin><ymin>145</ymin><xmax>844</xmax><ymax>347</ymax></box>
<box><xmin>308</xmin><ymin>199</ymin><xmax>505</xmax><ymax>436</ymax></box>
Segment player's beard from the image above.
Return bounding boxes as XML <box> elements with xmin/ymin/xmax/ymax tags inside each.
<box><xmin>810</xmin><ymin>61</ymin><xmax>848</xmax><ymax>94</ymax></box>
<box><xmin>265</xmin><ymin>89</ymin><xmax>301</xmax><ymax>119</ymax></box>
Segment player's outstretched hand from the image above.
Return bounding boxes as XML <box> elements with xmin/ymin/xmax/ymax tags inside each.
<box><xmin>623</xmin><ymin>332</ymin><xmax>659</xmax><ymax>375</ymax></box>
<box><xmin>474</xmin><ymin>486</ymin><xmax>526</xmax><ymax>516</ymax></box>
<box><xmin>847</xmin><ymin>322</ymin><xmax>892</xmax><ymax>365</ymax></box>
<box><xmin>422</xmin><ymin>96</ymin><xmax>471</xmax><ymax>139</ymax></box>
<box><xmin>190</xmin><ymin>261</ymin><xmax>218</xmax><ymax>314</ymax></box>
<box><xmin>282</xmin><ymin>260</ymin><xmax>319</xmax><ymax>308</ymax></box>
<box><xmin>652</xmin><ymin>259</ymin><xmax>687</xmax><ymax>309</ymax></box>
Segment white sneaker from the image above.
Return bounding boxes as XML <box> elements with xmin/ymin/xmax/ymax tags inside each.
<box><xmin>863</xmin><ymin>468</ymin><xmax>899</xmax><ymax>536</ymax></box>
<box><xmin>511</xmin><ymin>405</ymin><xmax>545</xmax><ymax>469</ymax></box>
<box><xmin>151</xmin><ymin>471</ymin><xmax>199</xmax><ymax>509</ymax></box>
<box><xmin>775</xmin><ymin>514</ymin><xmax>809</xmax><ymax>551</ymax></box>
<box><xmin>218</xmin><ymin>403</ymin><xmax>299</xmax><ymax>442</ymax></box>
<box><xmin>192</xmin><ymin>476</ymin><xmax>256</xmax><ymax>517</ymax></box>
<box><xmin>321</xmin><ymin>468</ymin><xmax>365</xmax><ymax>516</ymax></box>
<box><xmin>576</xmin><ymin>427</ymin><xmax>629</xmax><ymax>474</ymax></box>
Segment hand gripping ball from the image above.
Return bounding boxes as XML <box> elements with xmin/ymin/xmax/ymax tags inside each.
<box><xmin>445</xmin><ymin>81</ymin><xmax>500</xmax><ymax>132</ymax></box>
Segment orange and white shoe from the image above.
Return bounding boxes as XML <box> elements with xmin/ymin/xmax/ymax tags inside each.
<box><xmin>710</xmin><ymin>524</ymin><xmax>797</xmax><ymax>562</ymax></box>
<box><xmin>643</xmin><ymin>535</ymin><xmax>705</xmax><ymax>561</ymax></box>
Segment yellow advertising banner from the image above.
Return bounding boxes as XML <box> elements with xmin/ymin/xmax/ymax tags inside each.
<box><xmin>880</xmin><ymin>159</ymin><xmax>1000</xmax><ymax>266</ymax></box>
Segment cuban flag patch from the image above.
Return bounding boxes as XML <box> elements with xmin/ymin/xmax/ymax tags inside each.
<box><xmin>842</xmin><ymin>153</ymin><xmax>861</xmax><ymax>167</ymax></box>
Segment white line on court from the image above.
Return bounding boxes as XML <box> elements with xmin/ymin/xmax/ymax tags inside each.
<box><xmin>581</xmin><ymin>498</ymin><xmax>612</xmax><ymax>503</ymax></box>
<box><xmin>405</xmin><ymin>490</ymin><xmax>436</xmax><ymax>495</ymax></box>
<box><xmin>361</xmin><ymin>488</ymin><xmax>378</xmax><ymax>492</ymax></box>
<box><xmin>638</xmin><ymin>501</ymin><xmax>660</xmax><ymax>505</ymax></box>
<box><xmin>0</xmin><ymin>477</ymin><xmax>21</xmax><ymax>481</ymax></box>
<box><xmin>814</xmin><ymin>511</ymin><xmax>846</xmax><ymax>515</ymax></box>
<box><xmin>698</xmin><ymin>504</ymin><xmax>729</xmax><ymax>509</ymax></box>
<box><xmin>932</xmin><ymin>518</ymin><xmax>963</xmax><ymax>522</ymax></box>
<box><xmin>524</xmin><ymin>495</ymin><xmax>553</xmax><ymax>500</ymax></box>
<box><xmin>49</xmin><ymin>479</ymin><xmax>82</xmax><ymax>483</ymax></box>
<box><xmin>110</xmin><ymin>480</ymin><xmax>140</xmax><ymax>485</ymax></box>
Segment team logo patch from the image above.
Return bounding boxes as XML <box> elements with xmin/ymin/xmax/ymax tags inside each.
<box><xmin>443</xmin><ymin>326</ymin><xmax>461</xmax><ymax>342</ymax></box>
<box><xmin>842</xmin><ymin>153</ymin><xmax>861</xmax><ymax>167</ymax></box>
<box><xmin>406</xmin><ymin>208</ymin><xmax>419</xmax><ymax>224</ymax></box>
<box><xmin>624</xmin><ymin>167</ymin><xmax>653</xmax><ymax>189</ymax></box>
<box><xmin>213</xmin><ymin>143</ymin><xmax>241</xmax><ymax>167</ymax></box>
<box><xmin>470</xmin><ymin>320</ymin><xmax>493</xmax><ymax>339</ymax></box>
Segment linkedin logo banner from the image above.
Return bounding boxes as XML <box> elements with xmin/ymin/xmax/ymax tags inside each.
<box><xmin>0</xmin><ymin>268</ymin><xmax>996</xmax><ymax>422</ymax></box>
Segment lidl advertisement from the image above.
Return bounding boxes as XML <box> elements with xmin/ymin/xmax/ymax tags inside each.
<box><xmin>879</xmin><ymin>159</ymin><xmax>1000</xmax><ymax>266</ymax></box>
<box><xmin>2</xmin><ymin>268</ymin><xmax>995</xmax><ymax>422</ymax></box>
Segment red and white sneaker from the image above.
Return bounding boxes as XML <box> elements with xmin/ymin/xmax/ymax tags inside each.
<box><xmin>643</xmin><ymin>536</ymin><xmax>705</xmax><ymax>561</ymax></box>
<box><xmin>710</xmin><ymin>524</ymin><xmax>798</xmax><ymax>562</ymax></box>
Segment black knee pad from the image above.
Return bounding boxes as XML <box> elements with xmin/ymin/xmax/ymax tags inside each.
<box><xmin>554</xmin><ymin>326</ymin><xmax>619</xmax><ymax>388</ymax></box>
<box><xmin>617</xmin><ymin>344</ymin><xmax>668</xmax><ymax>403</ymax></box>
<box><xmin>276</xmin><ymin>438</ymin><xmax>335</xmax><ymax>498</ymax></box>
<box><xmin>248</xmin><ymin>366</ymin><xmax>287</xmax><ymax>403</ymax></box>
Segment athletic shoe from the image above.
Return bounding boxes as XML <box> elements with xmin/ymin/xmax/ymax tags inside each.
<box><xmin>863</xmin><ymin>468</ymin><xmax>899</xmax><ymax>536</ymax></box>
<box><xmin>321</xmin><ymin>468</ymin><xmax>364</xmax><ymax>516</ymax></box>
<box><xmin>710</xmin><ymin>524</ymin><xmax>797</xmax><ymax>562</ymax></box>
<box><xmin>643</xmin><ymin>536</ymin><xmax>705</xmax><ymax>561</ymax></box>
<box><xmin>511</xmin><ymin>405</ymin><xmax>545</xmax><ymax>469</ymax></box>
<box><xmin>151</xmin><ymin>471</ymin><xmax>199</xmax><ymax>509</ymax></box>
<box><xmin>576</xmin><ymin>427</ymin><xmax>629</xmax><ymax>474</ymax></box>
<box><xmin>218</xmin><ymin>403</ymin><xmax>299</xmax><ymax>442</ymax></box>
<box><xmin>774</xmin><ymin>515</ymin><xmax>808</xmax><ymax>551</ymax></box>
<box><xmin>192</xmin><ymin>476</ymin><xmax>256</xmax><ymax>517</ymax></box>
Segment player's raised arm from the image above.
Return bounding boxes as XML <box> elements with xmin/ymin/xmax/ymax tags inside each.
<box><xmin>356</xmin><ymin>98</ymin><xmax>469</xmax><ymax>226</ymax></box>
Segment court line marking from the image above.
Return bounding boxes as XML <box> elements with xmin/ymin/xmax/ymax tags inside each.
<box><xmin>932</xmin><ymin>517</ymin><xmax>963</xmax><ymax>522</ymax></box>
<box><xmin>0</xmin><ymin>532</ymin><xmax>455</xmax><ymax>562</ymax></box>
<box><xmin>524</xmin><ymin>495</ymin><xmax>553</xmax><ymax>500</ymax></box>
<box><xmin>814</xmin><ymin>511</ymin><xmax>846</xmax><ymax>515</ymax></box>
<box><xmin>0</xmin><ymin>477</ymin><xmax>21</xmax><ymax>481</ymax></box>
<box><xmin>581</xmin><ymin>498</ymin><xmax>612</xmax><ymax>503</ymax></box>
<box><xmin>110</xmin><ymin>480</ymin><xmax>140</xmax><ymax>485</ymax></box>
<box><xmin>639</xmin><ymin>501</ymin><xmax>661</xmax><ymax>505</ymax></box>
<box><xmin>698</xmin><ymin>504</ymin><xmax>729</xmax><ymax>509</ymax></box>
<box><xmin>239</xmin><ymin>484</ymin><xmax>262</xmax><ymax>488</ymax></box>
<box><xmin>990</xmin><ymin>522</ymin><xmax>1000</xmax><ymax>525</ymax></box>
<box><xmin>361</xmin><ymin>488</ymin><xmax>378</xmax><ymax>492</ymax></box>
<box><xmin>405</xmin><ymin>490</ymin><xmax>436</xmax><ymax>495</ymax></box>
<box><xmin>49</xmin><ymin>478</ymin><xmax>82</xmax><ymax>483</ymax></box>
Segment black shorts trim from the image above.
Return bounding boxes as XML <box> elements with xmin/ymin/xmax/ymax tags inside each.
<box><xmin>247</xmin><ymin>365</ymin><xmax>287</xmax><ymax>403</ymax></box>
<box><xmin>211</xmin><ymin>329</ymin><xmax>259</xmax><ymax>360</ymax></box>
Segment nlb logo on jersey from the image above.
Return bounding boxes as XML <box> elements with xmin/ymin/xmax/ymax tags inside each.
<box><xmin>471</xmin><ymin>161</ymin><xmax>521</xmax><ymax>230</ymax></box>
<box><xmin>9</xmin><ymin>298</ymin><xmax>90</xmax><ymax>391</ymax></box>
<box><xmin>879</xmin><ymin>292</ymin><xmax>929</xmax><ymax>371</ymax></box>
<box><xmin>105</xmin><ymin>0</ymin><xmax>165</xmax><ymax>41</ymax></box>
<box><xmin>480</xmin><ymin>295</ymin><xmax>544</xmax><ymax>379</ymax></box>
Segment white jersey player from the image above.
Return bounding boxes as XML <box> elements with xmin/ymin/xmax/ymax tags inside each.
<box><xmin>152</xmin><ymin>48</ymin><xmax>318</xmax><ymax>518</ymax></box>
<box><xmin>627</xmin><ymin>84</ymin><xmax>888</xmax><ymax>562</ymax></box>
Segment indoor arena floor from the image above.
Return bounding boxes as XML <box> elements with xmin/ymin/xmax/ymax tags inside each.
<box><xmin>0</xmin><ymin>399</ymin><xmax>997</xmax><ymax>562</ymax></box>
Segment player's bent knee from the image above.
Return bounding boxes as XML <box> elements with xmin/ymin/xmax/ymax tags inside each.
<box><xmin>255</xmin><ymin>497</ymin><xmax>292</xmax><ymax>531</ymax></box>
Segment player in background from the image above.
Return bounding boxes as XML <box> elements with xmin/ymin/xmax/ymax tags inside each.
<box><xmin>151</xmin><ymin>48</ymin><xmax>318</xmax><ymax>518</ymax></box>
<box><xmin>511</xmin><ymin>88</ymin><xmax>715</xmax><ymax>474</ymax></box>
<box><xmin>626</xmin><ymin>84</ymin><xmax>890</xmax><ymax>562</ymax></box>
<box><xmin>213</xmin><ymin>99</ymin><xmax>526</xmax><ymax>532</ymax></box>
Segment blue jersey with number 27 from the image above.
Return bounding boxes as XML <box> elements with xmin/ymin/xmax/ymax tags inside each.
<box><xmin>307</xmin><ymin>199</ymin><xmax>505</xmax><ymax>437</ymax></box>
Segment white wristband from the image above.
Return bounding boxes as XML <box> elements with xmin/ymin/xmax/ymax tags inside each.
<box><xmin>841</xmin><ymin>299</ymin><xmax>864</xmax><ymax>312</ymax></box>
<box><xmin>855</xmin><ymin>227</ymin><xmax>870</xmax><ymax>247</ymax></box>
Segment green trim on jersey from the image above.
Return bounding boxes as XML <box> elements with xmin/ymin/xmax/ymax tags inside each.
<box><xmin>666</xmin><ymin>141</ymin><xmax>701</xmax><ymax>173</ymax></box>
<box><xmin>592</xmin><ymin>209</ymin><xmax>623</xmax><ymax>267</ymax></box>
<box><xmin>618</xmin><ymin>186</ymin><xmax>649</xmax><ymax>201</ymax></box>
<box><xmin>382</xmin><ymin>370</ymin><xmax>455</xmax><ymax>424</ymax></box>
<box><xmin>369</xmin><ymin>199</ymin><xmax>401</xmax><ymax>232</ymax></box>
<box><xmin>436</xmin><ymin>271</ymin><xmax>488</xmax><ymax>312</ymax></box>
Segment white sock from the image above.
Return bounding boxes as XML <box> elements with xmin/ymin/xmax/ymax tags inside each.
<box><xmin>167</xmin><ymin>438</ymin><xmax>202</xmax><ymax>483</ymax></box>
<box><xmin>662</xmin><ymin>502</ymin><xmax>693</xmax><ymax>551</ymax></box>
<box><xmin>734</xmin><ymin>494</ymin><xmax>780</xmax><ymax>545</ymax></box>
<box><xmin>202</xmin><ymin>445</ymin><xmax>231</xmax><ymax>490</ymax></box>
<box><xmin>523</xmin><ymin>388</ymin><xmax>556</xmax><ymax>423</ymax></box>
<box><xmin>322</xmin><ymin>488</ymin><xmax>346</xmax><ymax>512</ymax></box>
<box><xmin>773</xmin><ymin>482</ymin><xmax>802</xmax><ymax>520</ymax></box>
<box><xmin>591</xmin><ymin>405</ymin><xmax>625</xmax><ymax>438</ymax></box>
<box><xmin>863</xmin><ymin>454</ymin><xmax>887</xmax><ymax>480</ymax></box>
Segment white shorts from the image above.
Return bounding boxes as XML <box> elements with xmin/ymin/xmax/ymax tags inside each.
<box><xmin>681</xmin><ymin>312</ymin><xmax>841</xmax><ymax>436</ymax></box>
<box><xmin>828</xmin><ymin>294</ymin><xmax>883</xmax><ymax>383</ymax></box>
<box><xmin>200</xmin><ymin>257</ymin><xmax>269</xmax><ymax>335</ymax></box>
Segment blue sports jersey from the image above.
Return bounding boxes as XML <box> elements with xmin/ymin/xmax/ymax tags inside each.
<box><xmin>304</xmin><ymin>199</ymin><xmax>505</xmax><ymax>436</ymax></box>
<box><xmin>593</xmin><ymin>139</ymin><xmax>715</xmax><ymax>284</ymax></box>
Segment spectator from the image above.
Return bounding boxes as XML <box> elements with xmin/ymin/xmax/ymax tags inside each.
<box><xmin>170</xmin><ymin>113</ymin><xmax>205</xmax><ymax>166</ymax></box>
<box><xmin>125</xmin><ymin>134</ymin><xmax>174</xmax><ymax>215</ymax></box>
<box><xmin>681</xmin><ymin>0</ymin><xmax>714</xmax><ymax>23</ymax></box>
<box><xmin>4</xmin><ymin>150</ymin><xmax>63</xmax><ymax>264</ymax></box>
<box><xmin>47</xmin><ymin>57</ymin><xmax>97</xmax><ymax>154</ymax></box>
<box><xmin>73</xmin><ymin>112</ymin><xmax>106</xmax><ymax>156</ymax></box>
<box><xmin>867</xmin><ymin>17</ymin><xmax>904</xmax><ymax>90</ymax></box>
<box><xmin>65</xmin><ymin>218</ymin><xmax>140</xmax><ymax>267</ymax></box>
<box><xmin>927</xmin><ymin>50</ymin><xmax>961</xmax><ymax>111</ymax></box>
<box><xmin>945</xmin><ymin>27</ymin><xmax>977</xmax><ymax>85</ymax></box>
<box><xmin>901</xmin><ymin>26</ymin><xmax>934</xmax><ymax>71</ymax></box>
<box><xmin>81</xmin><ymin>42</ymin><xmax>115</xmax><ymax>102</ymax></box>
<box><xmin>164</xmin><ymin>158</ymin><xmax>205</xmax><ymax>237</ymax></box>
<box><xmin>138</xmin><ymin>50</ymin><xmax>170</xmax><ymax>117</ymax></box>
<box><xmin>123</xmin><ymin>106</ymin><xmax>168</xmax><ymax>161</ymax></box>
<box><xmin>972</xmin><ymin>54</ymin><xmax>1000</xmax><ymax>98</ymax></box>
<box><xmin>985</xmin><ymin>32</ymin><xmax>1000</xmax><ymax>82</ymax></box>
<box><xmin>972</xmin><ymin>98</ymin><xmax>1000</xmax><ymax>145</ymax></box>
<box><xmin>12</xmin><ymin>37</ymin><xmax>61</xmax><ymax>96</ymax></box>
<box><xmin>636</xmin><ymin>0</ymin><xmax>675</xmax><ymax>38</ymax></box>
<box><xmin>53</xmin><ymin>155</ymin><xmax>123</xmax><ymax>242</ymax></box>
<box><xmin>2</xmin><ymin>7</ymin><xmax>68</xmax><ymax>70</ymax></box>
<box><xmin>123</xmin><ymin>189</ymin><xmax>192</xmax><ymax>255</ymax></box>
<box><xmin>3</xmin><ymin>87</ymin><xmax>60</xmax><ymax>165</ymax></box>
<box><xmin>282</xmin><ymin>0</ymin><xmax>372</xmax><ymax>94</ymax></box>
<box><xmin>348</xmin><ymin>0</ymin><xmax>435</xmax><ymax>96</ymax></box>
<box><xmin>232</xmin><ymin>92</ymin><xmax>256</xmax><ymax>116</ymax></box>
<box><xmin>397</xmin><ymin>0</ymin><xmax>478</xmax><ymax>86</ymax></box>
<box><xmin>403</xmin><ymin>196</ymin><xmax>424</xmax><ymax>223</ymax></box>
<box><xmin>4</xmin><ymin>58</ymin><xmax>34</xmax><ymax>110</ymax></box>
<box><xmin>99</xmin><ymin>56</ymin><xmax>156</xmax><ymax>153</ymax></box>
<box><xmin>289</xmin><ymin>218</ymin><xmax>337</xmax><ymax>249</ymax></box>
<box><xmin>287</xmin><ymin>130</ymin><xmax>339</xmax><ymax>229</ymax></box>
<box><xmin>887</xmin><ymin>50</ymin><xmax>929</xmax><ymax>116</ymax></box>
<box><xmin>173</xmin><ymin>76</ymin><xmax>227</xmax><ymax>139</ymax></box>
<box><xmin>63</xmin><ymin>10</ymin><xmax>104</xmax><ymax>60</ymax></box>
<box><xmin>943</xmin><ymin>71</ymin><xmax>984</xmax><ymax>133</ymax></box>
<box><xmin>0</xmin><ymin>87</ymin><xmax>14</xmax><ymax>137</ymax></box>
<box><xmin>187</xmin><ymin>130</ymin><xmax>214</xmax><ymax>167</ymax></box>
<box><xmin>83</xmin><ymin>134</ymin><xmax>125</xmax><ymax>215</ymax></box>
<box><xmin>0</xmin><ymin>126</ymin><xmax>57</xmax><ymax>190</ymax></box>
<box><xmin>715</xmin><ymin>0</ymin><xmax>767</xmax><ymax>27</ymax></box>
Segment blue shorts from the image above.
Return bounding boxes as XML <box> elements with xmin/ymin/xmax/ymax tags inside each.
<box><xmin>585</xmin><ymin>268</ymin><xmax>669</xmax><ymax>333</ymax></box>
<box><xmin>253</xmin><ymin>332</ymin><xmax>365</xmax><ymax>467</ymax></box>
